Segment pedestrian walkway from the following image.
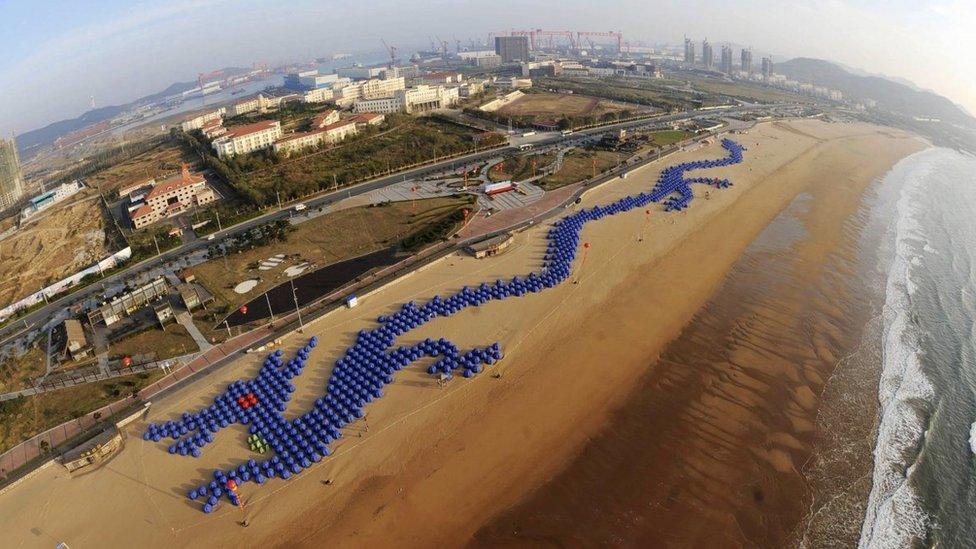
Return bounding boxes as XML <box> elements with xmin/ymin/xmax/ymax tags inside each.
<box><xmin>176</xmin><ymin>312</ymin><xmax>213</xmax><ymax>352</ymax></box>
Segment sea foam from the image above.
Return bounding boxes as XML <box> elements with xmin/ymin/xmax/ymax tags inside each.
<box><xmin>859</xmin><ymin>151</ymin><xmax>936</xmax><ymax>549</ymax></box>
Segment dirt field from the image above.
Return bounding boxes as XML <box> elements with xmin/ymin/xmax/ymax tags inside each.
<box><xmin>0</xmin><ymin>370</ymin><xmax>164</xmax><ymax>455</ymax></box>
<box><xmin>109</xmin><ymin>325</ymin><xmax>199</xmax><ymax>362</ymax></box>
<box><xmin>0</xmin><ymin>194</ymin><xmax>111</xmax><ymax>310</ymax></box>
<box><xmin>539</xmin><ymin>149</ymin><xmax>627</xmax><ymax>190</ymax></box>
<box><xmin>488</xmin><ymin>152</ymin><xmax>557</xmax><ymax>182</ymax></box>
<box><xmin>193</xmin><ymin>197</ymin><xmax>473</xmax><ymax>322</ymax></box>
<box><xmin>0</xmin><ymin>346</ymin><xmax>46</xmax><ymax>394</ymax></box>
<box><xmin>85</xmin><ymin>139</ymin><xmax>201</xmax><ymax>196</ymax></box>
<box><xmin>497</xmin><ymin>92</ymin><xmax>630</xmax><ymax>124</ymax></box>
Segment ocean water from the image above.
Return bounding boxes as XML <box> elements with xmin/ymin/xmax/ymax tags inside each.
<box><xmin>860</xmin><ymin>148</ymin><xmax>976</xmax><ymax>548</ymax></box>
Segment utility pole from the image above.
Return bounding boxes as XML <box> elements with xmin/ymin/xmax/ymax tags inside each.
<box><xmin>152</xmin><ymin>233</ymin><xmax>161</xmax><ymax>257</ymax></box>
<box><xmin>264</xmin><ymin>292</ymin><xmax>275</xmax><ymax>323</ymax></box>
<box><xmin>215</xmin><ymin>209</ymin><xmax>222</xmax><ymax>232</ymax></box>
<box><xmin>290</xmin><ymin>279</ymin><xmax>304</xmax><ymax>332</ymax></box>
<box><xmin>276</xmin><ymin>190</ymin><xmax>282</xmax><ymax>210</ymax></box>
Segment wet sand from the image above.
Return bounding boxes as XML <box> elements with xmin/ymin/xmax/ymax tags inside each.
<box><xmin>0</xmin><ymin>120</ymin><xmax>922</xmax><ymax>548</ymax></box>
<box><xmin>474</xmin><ymin>131</ymin><xmax>923</xmax><ymax>547</ymax></box>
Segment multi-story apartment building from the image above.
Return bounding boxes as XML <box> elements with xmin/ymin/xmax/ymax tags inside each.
<box><xmin>227</xmin><ymin>94</ymin><xmax>285</xmax><ymax>117</ymax></box>
<box><xmin>128</xmin><ymin>166</ymin><xmax>216</xmax><ymax>229</ymax></box>
<box><xmin>212</xmin><ymin>120</ymin><xmax>282</xmax><ymax>158</ymax></box>
<box><xmin>272</xmin><ymin>120</ymin><xmax>358</xmax><ymax>156</ymax></box>
<box><xmin>0</xmin><ymin>138</ymin><xmax>24</xmax><ymax>210</ymax></box>
<box><xmin>353</xmin><ymin>85</ymin><xmax>459</xmax><ymax>114</ymax></box>
<box><xmin>302</xmin><ymin>88</ymin><xmax>334</xmax><ymax>103</ymax></box>
<box><xmin>180</xmin><ymin>108</ymin><xmax>225</xmax><ymax>132</ymax></box>
<box><xmin>311</xmin><ymin>110</ymin><xmax>341</xmax><ymax>129</ymax></box>
<box><xmin>360</xmin><ymin>76</ymin><xmax>406</xmax><ymax>99</ymax></box>
<box><xmin>495</xmin><ymin>36</ymin><xmax>529</xmax><ymax>63</ymax></box>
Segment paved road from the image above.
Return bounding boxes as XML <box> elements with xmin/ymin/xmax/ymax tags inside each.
<box><xmin>0</xmin><ymin>103</ymin><xmax>796</xmax><ymax>349</ymax></box>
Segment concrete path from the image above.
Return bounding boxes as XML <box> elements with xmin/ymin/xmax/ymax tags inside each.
<box><xmin>176</xmin><ymin>312</ymin><xmax>213</xmax><ymax>352</ymax></box>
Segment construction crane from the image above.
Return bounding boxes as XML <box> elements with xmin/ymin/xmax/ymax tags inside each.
<box><xmin>576</xmin><ymin>31</ymin><xmax>623</xmax><ymax>52</ymax></box>
<box><xmin>380</xmin><ymin>38</ymin><xmax>397</xmax><ymax>68</ymax></box>
<box><xmin>197</xmin><ymin>69</ymin><xmax>223</xmax><ymax>106</ymax></box>
<box><xmin>434</xmin><ymin>36</ymin><xmax>448</xmax><ymax>57</ymax></box>
<box><xmin>508</xmin><ymin>29</ymin><xmax>576</xmax><ymax>51</ymax></box>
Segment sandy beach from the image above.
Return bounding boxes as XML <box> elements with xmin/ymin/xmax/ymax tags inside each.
<box><xmin>0</xmin><ymin>119</ymin><xmax>923</xmax><ymax>548</ymax></box>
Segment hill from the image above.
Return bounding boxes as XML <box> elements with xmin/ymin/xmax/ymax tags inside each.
<box><xmin>16</xmin><ymin>67</ymin><xmax>252</xmax><ymax>156</ymax></box>
<box><xmin>775</xmin><ymin>58</ymin><xmax>974</xmax><ymax>126</ymax></box>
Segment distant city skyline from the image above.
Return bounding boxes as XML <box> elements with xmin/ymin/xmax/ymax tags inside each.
<box><xmin>2</xmin><ymin>0</ymin><xmax>974</xmax><ymax>135</ymax></box>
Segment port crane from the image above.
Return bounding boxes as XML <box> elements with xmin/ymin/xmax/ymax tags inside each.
<box><xmin>380</xmin><ymin>39</ymin><xmax>398</xmax><ymax>68</ymax></box>
<box><xmin>198</xmin><ymin>69</ymin><xmax>224</xmax><ymax>106</ymax></box>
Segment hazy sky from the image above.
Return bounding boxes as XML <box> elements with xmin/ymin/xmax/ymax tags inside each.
<box><xmin>1</xmin><ymin>0</ymin><xmax>973</xmax><ymax>135</ymax></box>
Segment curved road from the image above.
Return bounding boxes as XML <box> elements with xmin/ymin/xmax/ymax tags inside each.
<box><xmin>0</xmin><ymin>103</ymin><xmax>795</xmax><ymax>348</ymax></box>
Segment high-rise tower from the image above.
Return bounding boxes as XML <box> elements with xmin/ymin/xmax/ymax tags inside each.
<box><xmin>701</xmin><ymin>39</ymin><xmax>714</xmax><ymax>69</ymax></box>
<box><xmin>740</xmin><ymin>48</ymin><xmax>753</xmax><ymax>74</ymax></box>
<box><xmin>761</xmin><ymin>56</ymin><xmax>773</xmax><ymax>80</ymax></box>
<box><xmin>0</xmin><ymin>138</ymin><xmax>24</xmax><ymax>210</ymax></box>
<box><xmin>720</xmin><ymin>45</ymin><xmax>733</xmax><ymax>74</ymax></box>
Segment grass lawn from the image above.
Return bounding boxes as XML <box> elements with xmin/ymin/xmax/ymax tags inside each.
<box><xmin>684</xmin><ymin>76</ymin><xmax>812</xmax><ymax>104</ymax></box>
<box><xmin>109</xmin><ymin>324</ymin><xmax>199</xmax><ymax>362</ymax></box>
<box><xmin>0</xmin><ymin>370</ymin><xmax>165</xmax><ymax>455</ymax></box>
<box><xmin>645</xmin><ymin>130</ymin><xmax>694</xmax><ymax>147</ymax></box>
<box><xmin>539</xmin><ymin>149</ymin><xmax>627</xmax><ymax>190</ymax></box>
<box><xmin>193</xmin><ymin>196</ymin><xmax>475</xmax><ymax>332</ymax></box>
<box><xmin>488</xmin><ymin>152</ymin><xmax>557</xmax><ymax>182</ymax></box>
<box><xmin>0</xmin><ymin>346</ymin><xmax>46</xmax><ymax>393</ymax></box>
<box><xmin>498</xmin><ymin>92</ymin><xmax>600</xmax><ymax>117</ymax></box>
<box><xmin>222</xmin><ymin>116</ymin><xmax>503</xmax><ymax>206</ymax></box>
<box><xmin>539</xmin><ymin>77</ymin><xmax>700</xmax><ymax>111</ymax></box>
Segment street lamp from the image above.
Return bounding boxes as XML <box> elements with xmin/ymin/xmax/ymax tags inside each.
<box><xmin>290</xmin><ymin>279</ymin><xmax>304</xmax><ymax>332</ymax></box>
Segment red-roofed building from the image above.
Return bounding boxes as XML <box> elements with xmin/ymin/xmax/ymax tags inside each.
<box><xmin>200</xmin><ymin>118</ymin><xmax>226</xmax><ymax>139</ymax></box>
<box><xmin>311</xmin><ymin>110</ymin><xmax>340</xmax><ymax>129</ymax></box>
<box><xmin>273</xmin><ymin>120</ymin><xmax>358</xmax><ymax>156</ymax></box>
<box><xmin>212</xmin><ymin>120</ymin><xmax>282</xmax><ymax>159</ymax></box>
<box><xmin>128</xmin><ymin>165</ymin><xmax>217</xmax><ymax>229</ymax></box>
<box><xmin>350</xmin><ymin>112</ymin><xmax>385</xmax><ymax>127</ymax></box>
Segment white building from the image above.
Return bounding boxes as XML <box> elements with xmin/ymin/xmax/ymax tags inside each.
<box><xmin>180</xmin><ymin>108</ymin><xmax>225</xmax><ymax>132</ymax></box>
<box><xmin>419</xmin><ymin>72</ymin><xmax>464</xmax><ymax>85</ymax></box>
<box><xmin>360</xmin><ymin>76</ymin><xmax>406</xmax><ymax>99</ymax></box>
<box><xmin>272</xmin><ymin>120</ymin><xmax>358</xmax><ymax>156</ymax></box>
<box><xmin>353</xmin><ymin>96</ymin><xmax>403</xmax><ymax>114</ymax></box>
<box><xmin>20</xmin><ymin>180</ymin><xmax>86</xmax><ymax>222</ymax></box>
<box><xmin>337</xmin><ymin>66</ymin><xmax>386</xmax><ymax>80</ymax></box>
<box><xmin>227</xmin><ymin>94</ymin><xmax>283</xmax><ymax>117</ymax></box>
<box><xmin>458</xmin><ymin>50</ymin><xmax>498</xmax><ymax>60</ymax></box>
<box><xmin>334</xmin><ymin>76</ymin><xmax>406</xmax><ymax>108</ymax></box>
<box><xmin>212</xmin><ymin>120</ymin><xmax>282</xmax><ymax>158</ymax></box>
<box><xmin>492</xmin><ymin>77</ymin><xmax>533</xmax><ymax>90</ymax></box>
<box><xmin>128</xmin><ymin>166</ymin><xmax>216</xmax><ymax>229</ymax></box>
<box><xmin>311</xmin><ymin>109</ymin><xmax>341</xmax><ymax>128</ymax></box>
<box><xmin>353</xmin><ymin>85</ymin><xmax>459</xmax><ymax>114</ymax></box>
<box><xmin>302</xmin><ymin>88</ymin><xmax>334</xmax><ymax>103</ymax></box>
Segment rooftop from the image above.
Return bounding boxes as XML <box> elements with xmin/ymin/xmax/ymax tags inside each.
<box><xmin>146</xmin><ymin>165</ymin><xmax>206</xmax><ymax>201</ymax></box>
<box><xmin>223</xmin><ymin>120</ymin><xmax>280</xmax><ymax>139</ymax></box>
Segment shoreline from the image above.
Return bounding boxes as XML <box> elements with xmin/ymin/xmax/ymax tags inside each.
<box><xmin>0</xmin><ymin>119</ymin><xmax>923</xmax><ymax>548</ymax></box>
<box><xmin>469</xmin><ymin>124</ymin><xmax>924</xmax><ymax>547</ymax></box>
